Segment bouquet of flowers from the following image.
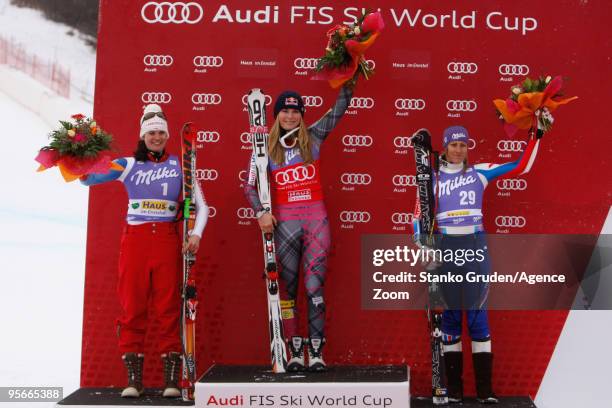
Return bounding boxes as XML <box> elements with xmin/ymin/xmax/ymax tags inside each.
<box><xmin>35</xmin><ymin>114</ymin><xmax>121</xmax><ymax>182</ymax></box>
<box><xmin>313</xmin><ymin>10</ymin><xmax>384</xmax><ymax>89</ymax></box>
<box><xmin>493</xmin><ymin>75</ymin><xmax>577</xmax><ymax>137</ymax></box>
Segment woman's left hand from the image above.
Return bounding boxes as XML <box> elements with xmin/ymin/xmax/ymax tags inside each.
<box><xmin>183</xmin><ymin>234</ymin><xmax>201</xmax><ymax>254</ymax></box>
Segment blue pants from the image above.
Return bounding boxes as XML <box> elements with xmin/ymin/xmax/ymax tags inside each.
<box><xmin>439</xmin><ymin>233</ymin><xmax>491</xmax><ymax>340</ymax></box>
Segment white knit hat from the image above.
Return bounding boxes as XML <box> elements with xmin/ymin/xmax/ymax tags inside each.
<box><xmin>140</xmin><ymin>104</ymin><xmax>169</xmax><ymax>139</ymax></box>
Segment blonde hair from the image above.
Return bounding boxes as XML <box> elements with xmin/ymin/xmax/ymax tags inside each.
<box><xmin>268</xmin><ymin>117</ymin><xmax>312</xmax><ymax>165</ymax></box>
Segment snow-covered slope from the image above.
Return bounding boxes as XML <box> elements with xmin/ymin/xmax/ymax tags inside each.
<box><xmin>0</xmin><ymin>1</ymin><xmax>94</xmax><ymax>406</ymax></box>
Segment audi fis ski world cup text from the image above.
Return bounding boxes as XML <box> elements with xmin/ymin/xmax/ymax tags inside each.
<box><xmin>140</xmin><ymin>3</ymin><xmax>538</xmax><ymax>36</ymax></box>
<box><xmin>204</xmin><ymin>393</ymin><xmax>394</xmax><ymax>408</ymax></box>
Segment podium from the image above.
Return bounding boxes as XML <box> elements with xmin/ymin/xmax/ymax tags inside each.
<box><xmin>196</xmin><ymin>365</ymin><xmax>410</xmax><ymax>408</ymax></box>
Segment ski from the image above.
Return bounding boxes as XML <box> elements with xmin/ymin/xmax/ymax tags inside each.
<box><xmin>246</xmin><ymin>88</ymin><xmax>288</xmax><ymax>373</ymax></box>
<box><xmin>180</xmin><ymin>122</ymin><xmax>198</xmax><ymax>400</ymax></box>
<box><xmin>410</xmin><ymin>128</ymin><xmax>448</xmax><ymax>405</ymax></box>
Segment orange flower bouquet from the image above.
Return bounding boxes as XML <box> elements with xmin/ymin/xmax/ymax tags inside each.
<box><xmin>493</xmin><ymin>75</ymin><xmax>577</xmax><ymax>137</ymax></box>
<box><xmin>312</xmin><ymin>10</ymin><xmax>384</xmax><ymax>88</ymax></box>
<box><xmin>35</xmin><ymin>114</ymin><xmax>121</xmax><ymax>182</ymax></box>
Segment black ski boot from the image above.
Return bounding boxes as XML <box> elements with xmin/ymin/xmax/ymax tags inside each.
<box><xmin>444</xmin><ymin>351</ymin><xmax>463</xmax><ymax>403</ymax></box>
<box><xmin>473</xmin><ymin>352</ymin><xmax>499</xmax><ymax>404</ymax></box>
<box><xmin>121</xmin><ymin>353</ymin><xmax>144</xmax><ymax>398</ymax></box>
<box><xmin>161</xmin><ymin>352</ymin><xmax>182</xmax><ymax>398</ymax></box>
<box><xmin>287</xmin><ymin>337</ymin><xmax>306</xmax><ymax>372</ymax></box>
<box><xmin>307</xmin><ymin>337</ymin><xmax>327</xmax><ymax>372</ymax></box>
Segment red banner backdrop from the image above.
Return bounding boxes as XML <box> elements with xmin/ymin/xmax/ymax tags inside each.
<box><xmin>84</xmin><ymin>0</ymin><xmax>611</xmax><ymax>397</ymax></box>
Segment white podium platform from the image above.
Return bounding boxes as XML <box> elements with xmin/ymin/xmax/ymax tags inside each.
<box><xmin>195</xmin><ymin>365</ymin><xmax>410</xmax><ymax>408</ymax></box>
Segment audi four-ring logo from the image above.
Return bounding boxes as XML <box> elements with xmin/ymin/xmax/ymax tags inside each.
<box><xmin>193</xmin><ymin>56</ymin><xmax>224</xmax><ymax>67</ymax></box>
<box><xmin>391</xmin><ymin>212</ymin><xmax>414</xmax><ymax>224</ymax></box>
<box><xmin>364</xmin><ymin>59</ymin><xmax>376</xmax><ymax>70</ymax></box>
<box><xmin>196</xmin><ymin>131</ymin><xmax>220</xmax><ymax>143</ymax></box>
<box><xmin>342</xmin><ymin>135</ymin><xmax>373</xmax><ymax>147</ymax></box>
<box><xmin>497</xmin><ymin>140</ymin><xmax>527</xmax><ymax>152</ymax></box>
<box><xmin>238</xmin><ymin>170</ymin><xmax>247</xmax><ymax>182</ymax></box>
<box><xmin>349</xmin><ymin>97</ymin><xmax>375</xmax><ymax>109</ymax></box>
<box><xmin>340</xmin><ymin>211</ymin><xmax>371</xmax><ymax>223</ymax></box>
<box><xmin>195</xmin><ymin>169</ymin><xmax>219</xmax><ymax>181</ymax></box>
<box><xmin>495</xmin><ymin>215</ymin><xmax>526</xmax><ymax>228</ymax></box>
<box><xmin>499</xmin><ymin>64</ymin><xmax>530</xmax><ymax>76</ymax></box>
<box><xmin>468</xmin><ymin>139</ymin><xmax>477</xmax><ymax>150</ymax></box>
<box><xmin>302</xmin><ymin>96</ymin><xmax>324</xmax><ymax>107</ymax></box>
<box><xmin>208</xmin><ymin>206</ymin><xmax>217</xmax><ymax>218</ymax></box>
<box><xmin>237</xmin><ymin>207</ymin><xmax>256</xmax><ymax>219</ymax></box>
<box><xmin>294</xmin><ymin>57</ymin><xmax>318</xmax><ymax>70</ymax></box>
<box><xmin>242</xmin><ymin>94</ymin><xmax>272</xmax><ymax>106</ymax></box>
<box><xmin>143</xmin><ymin>55</ymin><xmax>173</xmax><ymax>66</ymax></box>
<box><xmin>395</xmin><ymin>99</ymin><xmax>426</xmax><ymax>110</ymax></box>
<box><xmin>240</xmin><ymin>132</ymin><xmax>252</xmax><ymax>145</ymax></box>
<box><xmin>275</xmin><ymin>165</ymin><xmax>316</xmax><ymax>185</ymax></box>
<box><xmin>496</xmin><ymin>178</ymin><xmax>527</xmax><ymax>191</ymax></box>
<box><xmin>447</xmin><ymin>62</ymin><xmax>478</xmax><ymax>74</ymax></box>
<box><xmin>142</xmin><ymin>92</ymin><xmax>171</xmax><ymax>104</ymax></box>
<box><xmin>192</xmin><ymin>93</ymin><xmax>222</xmax><ymax>105</ymax></box>
<box><xmin>446</xmin><ymin>100</ymin><xmax>478</xmax><ymax>112</ymax></box>
<box><xmin>340</xmin><ymin>173</ymin><xmax>372</xmax><ymax>185</ymax></box>
<box><xmin>392</xmin><ymin>175</ymin><xmax>416</xmax><ymax>186</ymax></box>
<box><xmin>141</xmin><ymin>2</ymin><xmax>204</xmax><ymax>24</ymax></box>
<box><xmin>393</xmin><ymin>136</ymin><xmax>411</xmax><ymax>148</ymax></box>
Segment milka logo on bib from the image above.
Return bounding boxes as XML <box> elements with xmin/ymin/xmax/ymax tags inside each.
<box><xmin>438</xmin><ymin>174</ymin><xmax>477</xmax><ymax>197</ymax></box>
<box><xmin>130</xmin><ymin>166</ymin><xmax>180</xmax><ymax>186</ymax></box>
<box><xmin>284</xmin><ymin>148</ymin><xmax>300</xmax><ymax>164</ymax></box>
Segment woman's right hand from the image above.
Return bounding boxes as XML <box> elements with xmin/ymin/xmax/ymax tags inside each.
<box><xmin>257</xmin><ymin>212</ymin><xmax>277</xmax><ymax>233</ymax></box>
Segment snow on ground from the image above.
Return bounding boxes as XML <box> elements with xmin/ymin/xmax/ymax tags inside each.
<box><xmin>0</xmin><ymin>0</ymin><xmax>96</xmax><ymax>101</ymax></box>
<box><xmin>0</xmin><ymin>1</ymin><xmax>93</xmax><ymax>406</ymax></box>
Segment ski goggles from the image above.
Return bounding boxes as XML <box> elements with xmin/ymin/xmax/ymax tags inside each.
<box><xmin>141</xmin><ymin>111</ymin><xmax>167</xmax><ymax>123</ymax></box>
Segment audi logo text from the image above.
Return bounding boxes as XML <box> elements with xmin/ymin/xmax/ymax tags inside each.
<box><xmin>196</xmin><ymin>131</ymin><xmax>220</xmax><ymax>143</ymax></box>
<box><xmin>193</xmin><ymin>56</ymin><xmax>224</xmax><ymax>68</ymax></box>
<box><xmin>495</xmin><ymin>215</ymin><xmax>526</xmax><ymax>228</ymax></box>
<box><xmin>340</xmin><ymin>173</ymin><xmax>372</xmax><ymax>185</ymax></box>
<box><xmin>195</xmin><ymin>169</ymin><xmax>219</xmax><ymax>181</ymax></box>
<box><xmin>349</xmin><ymin>97</ymin><xmax>375</xmax><ymax>109</ymax></box>
<box><xmin>447</xmin><ymin>62</ymin><xmax>478</xmax><ymax>74</ymax></box>
<box><xmin>275</xmin><ymin>165</ymin><xmax>316</xmax><ymax>185</ymax></box>
<box><xmin>498</xmin><ymin>64</ymin><xmax>529</xmax><ymax>76</ymax></box>
<box><xmin>391</xmin><ymin>212</ymin><xmax>414</xmax><ymax>224</ymax></box>
<box><xmin>340</xmin><ymin>211</ymin><xmax>371</xmax><ymax>223</ymax></box>
<box><xmin>302</xmin><ymin>95</ymin><xmax>324</xmax><ymax>107</ymax></box>
<box><xmin>142</xmin><ymin>92</ymin><xmax>171</xmax><ymax>104</ymax></box>
<box><xmin>393</xmin><ymin>136</ymin><xmax>412</xmax><ymax>149</ymax></box>
<box><xmin>342</xmin><ymin>135</ymin><xmax>373</xmax><ymax>147</ymax></box>
<box><xmin>395</xmin><ymin>98</ymin><xmax>426</xmax><ymax>110</ymax></box>
<box><xmin>392</xmin><ymin>175</ymin><xmax>416</xmax><ymax>187</ymax></box>
<box><xmin>446</xmin><ymin>100</ymin><xmax>478</xmax><ymax>112</ymax></box>
<box><xmin>294</xmin><ymin>57</ymin><xmax>318</xmax><ymax>70</ymax></box>
<box><xmin>192</xmin><ymin>93</ymin><xmax>222</xmax><ymax>105</ymax></box>
<box><xmin>141</xmin><ymin>2</ymin><xmax>204</xmax><ymax>24</ymax></box>
<box><xmin>496</xmin><ymin>178</ymin><xmax>527</xmax><ymax>191</ymax></box>
<box><xmin>143</xmin><ymin>55</ymin><xmax>173</xmax><ymax>66</ymax></box>
<box><xmin>497</xmin><ymin>140</ymin><xmax>526</xmax><ymax>152</ymax></box>
<box><xmin>237</xmin><ymin>207</ymin><xmax>256</xmax><ymax>219</ymax></box>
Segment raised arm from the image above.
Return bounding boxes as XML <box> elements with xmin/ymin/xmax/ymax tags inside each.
<box><xmin>475</xmin><ymin>135</ymin><xmax>541</xmax><ymax>185</ymax></box>
<box><xmin>80</xmin><ymin>157</ymin><xmax>129</xmax><ymax>186</ymax></box>
<box><xmin>308</xmin><ymin>85</ymin><xmax>353</xmax><ymax>143</ymax></box>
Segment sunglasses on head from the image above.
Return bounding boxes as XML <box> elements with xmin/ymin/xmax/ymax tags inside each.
<box><xmin>141</xmin><ymin>111</ymin><xmax>166</xmax><ymax>123</ymax></box>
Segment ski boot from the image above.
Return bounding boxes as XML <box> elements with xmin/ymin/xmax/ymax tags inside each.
<box><xmin>307</xmin><ymin>337</ymin><xmax>327</xmax><ymax>372</ymax></box>
<box><xmin>161</xmin><ymin>352</ymin><xmax>182</xmax><ymax>398</ymax></box>
<box><xmin>444</xmin><ymin>351</ymin><xmax>463</xmax><ymax>403</ymax></box>
<box><xmin>287</xmin><ymin>337</ymin><xmax>306</xmax><ymax>372</ymax></box>
<box><xmin>121</xmin><ymin>353</ymin><xmax>144</xmax><ymax>398</ymax></box>
<box><xmin>473</xmin><ymin>352</ymin><xmax>499</xmax><ymax>404</ymax></box>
